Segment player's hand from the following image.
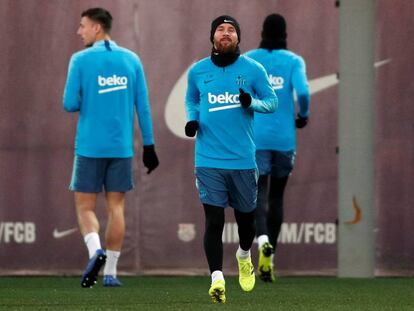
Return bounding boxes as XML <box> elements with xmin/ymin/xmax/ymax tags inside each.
<box><xmin>295</xmin><ymin>114</ymin><xmax>308</xmax><ymax>129</ymax></box>
<box><xmin>239</xmin><ymin>88</ymin><xmax>252</xmax><ymax>108</ymax></box>
<box><xmin>143</xmin><ymin>145</ymin><xmax>159</xmax><ymax>174</ymax></box>
<box><xmin>185</xmin><ymin>120</ymin><xmax>199</xmax><ymax>137</ymax></box>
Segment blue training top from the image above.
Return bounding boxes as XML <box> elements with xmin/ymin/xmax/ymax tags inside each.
<box><xmin>63</xmin><ymin>40</ymin><xmax>154</xmax><ymax>158</ymax></box>
<box><xmin>245</xmin><ymin>48</ymin><xmax>310</xmax><ymax>151</ymax></box>
<box><xmin>185</xmin><ymin>55</ymin><xmax>278</xmax><ymax>169</ymax></box>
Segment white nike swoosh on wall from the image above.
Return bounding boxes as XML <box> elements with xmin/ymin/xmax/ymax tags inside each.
<box><xmin>53</xmin><ymin>227</ymin><xmax>78</xmax><ymax>239</ymax></box>
<box><xmin>308</xmin><ymin>59</ymin><xmax>391</xmax><ymax>95</ymax></box>
<box><xmin>164</xmin><ymin>59</ymin><xmax>391</xmax><ymax>139</ymax></box>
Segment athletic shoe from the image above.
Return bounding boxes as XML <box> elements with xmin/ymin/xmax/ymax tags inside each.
<box><xmin>258</xmin><ymin>242</ymin><xmax>275</xmax><ymax>282</ymax></box>
<box><xmin>103</xmin><ymin>275</ymin><xmax>123</xmax><ymax>287</ymax></box>
<box><xmin>208</xmin><ymin>279</ymin><xmax>226</xmax><ymax>303</ymax></box>
<box><xmin>236</xmin><ymin>255</ymin><xmax>255</xmax><ymax>292</ymax></box>
<box><xmin>81</xmin><ymin>249</ymin><xmax>106</xmax><ymax>288</ymax></box>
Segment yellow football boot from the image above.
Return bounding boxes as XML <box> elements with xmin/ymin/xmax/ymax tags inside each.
<box><xmin>258</xmin><ymin>242</ymin><xmax>275</xmax><ymax>282</ymax></box>
<box><xmin>208</xmin><ymin>279</ymin><xmax>226</xmax><ymax>303</ymax></box>
<box><xmin>236</xmin><ymin>255</ymin><xmax>255</xmax><ymax>291</ymax></box>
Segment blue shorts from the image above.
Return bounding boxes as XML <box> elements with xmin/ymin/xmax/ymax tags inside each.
<box><xmin>256</xmin><ymin>150</ymin><xmax>296</xmax><ymax>178</ymax></box>
<box><xmin>69</xmin><ymin>155</ymin><xmax>134</xmax><ymax>193</ymax></box>
<box><xmin>195</xmin><ymin>167</ymin><xmax>259</xmax><ymax>213</ymax></box>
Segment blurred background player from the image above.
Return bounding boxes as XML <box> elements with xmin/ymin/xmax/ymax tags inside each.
<box><xmin>246</xmin><ymin>13</ymin><xmax>311</xmax><ymax>282</ymax></box>
<box><xmin>185</xmin><ymin>15</ymin><xmax>277</xmax><ymax>303</ymax></box>
<box><xmin>63</xmin><ymin>7</ymin><xmax>159</xmax><ymax>288</ymax></box>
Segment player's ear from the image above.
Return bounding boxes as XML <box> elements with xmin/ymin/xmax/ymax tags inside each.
<box><xmin>93</xmin><ymin>23</ymin><xmax>102</xmax><ymax>34</ymax></box>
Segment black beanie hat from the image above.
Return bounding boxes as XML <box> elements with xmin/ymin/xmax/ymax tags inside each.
<box><xmin>210</xmin><ymin>15</ymin><xmax>241</xmax><ymax>44</ymax></box>
<box><xmin>261</xmin><ymin>14</ymin><xmax>287</xmax><ymax>42</ymax></box>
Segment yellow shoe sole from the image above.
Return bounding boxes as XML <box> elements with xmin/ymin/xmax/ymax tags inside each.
<box><xmin>208</xmin><ymin>280</ymin><xmax>226</xmax><ymax>303</ymax></box>
<box><xmin>258</xmin><ymin>242</ymin><xmax>275</xmax><ymax>283</ymax></box>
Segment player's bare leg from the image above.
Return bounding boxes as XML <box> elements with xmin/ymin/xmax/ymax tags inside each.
<box><xmin>75</xmin><ymin>192</ymin><xmax>99</xmax><ymax>235</ymax></box>
<box><xmin>75</xmin><ymin>192</ymin><xmax>106</xmax><ymax>288</ymax></box>
<box><xmin>103</xmin><ymin>192</ymin><xmax>125</xmax><ymax>287</ymax></box>
<box><xmin>104</xmin><ymin>192</ymin><xmax>125</xmax><ymax>251</ymax></box>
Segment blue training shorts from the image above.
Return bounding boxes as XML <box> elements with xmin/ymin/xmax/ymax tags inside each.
<box><xmin>69</xmin><ymin>155</ymin><xmax>134</xmax><ymax>193</ymax></box>
<box><xmin>195</xmin><ymin>167</ymin><xmax>259</xmax><ymax>213</ymax></box>
<box><xmin>256</xmin><ymin>150</ymin><xmax>296</xmax><ymax>178</ymax></box>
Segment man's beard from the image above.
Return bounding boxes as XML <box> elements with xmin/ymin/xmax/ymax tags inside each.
<box><xmin>211</xmin><ymin>42</ymin><xmax>240</xmax><ymax>67</ymax></box>
<box><xmin>215</xmin><ymin>40</ymin><xmax>238</xmax><ymax>54</ymax></box>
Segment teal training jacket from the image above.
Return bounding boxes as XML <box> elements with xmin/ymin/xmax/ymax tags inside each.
<box><xmin>246</xmin><ymin>48</ymin><xmax>310</xmax><ymax>151</ymax></box>
<box><xmin>185</xmin><ymin>55</ymin><xmax>278</xmax><ymax>169</ymax></box>
<box><xmin>63</xmin><ymin>40</ymin><xmax>154</xmax><ymax>158</ymax></box>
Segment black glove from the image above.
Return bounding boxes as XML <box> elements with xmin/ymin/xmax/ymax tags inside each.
<box><xmin>239</xmin><ymin>88</ymin><xmax>252</xmax><ymax>108</ymax></box>
<box><xmin>143</xmin><ymin>145</ymin><xmax>159</xmax><ymax>174</ymax></box>
<box><xmin>185</xmin><ymin>120</ymin><xmax>199</xmax><ymax>137</ymax></box>
<box><xmin>295</xmin><ymin>114</ymin><xmax>308</xmax><ymax>129</ymax></box>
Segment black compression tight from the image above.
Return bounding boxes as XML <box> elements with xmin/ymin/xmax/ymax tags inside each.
<box><xmin>203</xmin><ymin>204</ymin><xmax>256</xmax><ymax>273</ymax></box>
<box><xmin>234</xmin><ymin>208</ymin><xmax>256</xmax><ymax>251</ymax></box>
<box><xmin>255</xmin><ymin>175</ymin><xmax>289</xmax><ymax>251</ymax></box>
<box><xmin>203</xmin><ymin>204</ymin><xmax>225</xmax><ymax>273</ymax></box>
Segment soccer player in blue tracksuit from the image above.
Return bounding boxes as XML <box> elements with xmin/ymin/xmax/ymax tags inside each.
<box><xmin>245</xmin><ymin>14</ymin><xmax>311</xmax><ymax>282</ymax></box>
<box><xmin>185</xmin><ymin>16</ymin><xmax>277</xmax><ymax>303</ymax></box>
<box><xmin>63</xmin><ymin>8</ymin><xmax>159</xmax><ymax>288</ymax></box>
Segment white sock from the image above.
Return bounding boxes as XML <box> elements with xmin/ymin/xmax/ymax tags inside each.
<box><xmin>236</xmin><ymin>246</ymin><xmax>250</xmax><ymax>259</ymax></box>
<box><xmin>84</xmin><ymin>232</ymin><xmax>101</xmax><ymax>258</ymax></box>
<box><xmin>211</xmin><ymin>270</ymin><xmax>224</xmax><ymax>284</ymax></box>
<box><xmin>257</xmin><ymin>234</ymin><xmax>269</xmax><ymax>249</ymax></box>
<box><xmin>103</xmin><ymin>250</ymin><xmax>121</xmax><ymax>277</ymax></box>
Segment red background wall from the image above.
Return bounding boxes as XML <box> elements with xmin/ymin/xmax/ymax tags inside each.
<box><xmin>0</xmin><ymin>0</ymin><xmax>412</xmax><ymax>276</ymax></box>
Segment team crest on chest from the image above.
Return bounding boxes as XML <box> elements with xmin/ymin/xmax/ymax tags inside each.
<box><xmin>236</xmin><ymin>75</ymin><xmax>246</xmax><ymax>86</ymax></box>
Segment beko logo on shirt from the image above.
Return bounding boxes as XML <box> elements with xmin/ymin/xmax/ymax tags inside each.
<box><xmin>98</xmin><ymin>75</ymin><xmax>128</xmax><ymax>86</ymax></box>
<box><xmin>207</xmin><ymin>92</ymin><xmax>241</xmax><ymax>112</ymax></box>
<box><xmin>269</xmin><ymin>74</ymin><xmax>284</xmax><ymax>90</ymax></box>
<box><xmin>208</xmin><ymin>92</ymin><xmax>240</xmax><ymax>104</ymax></box>
<box><xmin>97</xmin><ymin>75</ymin><xmax>128</xmax><ymax>94</ymax></box>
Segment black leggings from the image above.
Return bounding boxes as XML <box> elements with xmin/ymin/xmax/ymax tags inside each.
<box><xmin>255</xmin><ymin>175</ymin><xmax>289</xmax><ymax>251</ymax></box>
<box><xmin>203</xmin><ymin>204</ymin><xmax>256</xmax><ymax>273</ymax></box>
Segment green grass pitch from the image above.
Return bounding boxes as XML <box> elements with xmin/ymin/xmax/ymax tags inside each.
<box><xmin>0</xmin><ymin>276</ymin><xmax>412</xmax><ymax>310</ymax></box>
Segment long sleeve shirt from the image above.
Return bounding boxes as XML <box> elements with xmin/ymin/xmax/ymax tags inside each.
<box><xmin>63</xmin><ymin>40</ymin><xmax>154</xmax><ymax>158</ymax></box>
<box><xmin>246</xmin><ymin>49</ymin><xmax>310</xmax><ymax>151</ymax></box>
<box><xmin>185</xmin><ymin>55</ymin><xmax>277</xmax><ymax>169</ymax></box>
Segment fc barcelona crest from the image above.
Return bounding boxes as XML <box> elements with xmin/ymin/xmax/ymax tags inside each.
<box><xmin>177</xmin><ymin>223</ymin><xmax>196</xmax><ymax>242</ymax></box>
<box><xmin>236</xmin><ymin>75</ymin><xmax>246</xmax><ymax>86</ymax></box>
